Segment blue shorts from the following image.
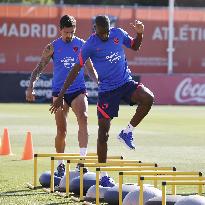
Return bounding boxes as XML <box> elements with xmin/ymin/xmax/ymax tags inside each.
<box><xmin>52</xmin><ymin>89</ymin><xmax>86</xmax><ymax>107</ymax></box>
<box><xmin>97</xmin><ymin>80</ymin><xmax>142</xmax><ymax>119</ymax></box>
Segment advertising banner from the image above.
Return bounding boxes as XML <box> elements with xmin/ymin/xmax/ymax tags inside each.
<box><xmin>0</xmin><ymin>5</ymin><xmax>205</xmax><ymax>74</ymax></box>
<box><xmin>141</xmin><ymin>74</ymin><xmax>205</xmax><ymax>105</ymax></box>
<box><xmin>0</xmin><ymin>73</ymin><xmax>52</xmax><ymax>103</ymax></box>
<box><xmin>0</xmin><ymin>73</ymin><xmax>98</xmax><ymax>103</ymax></box>
<box><xmin>0</xmin><ymin>74</ymin><xmax>141</xmax><ymax>104</ymax></box>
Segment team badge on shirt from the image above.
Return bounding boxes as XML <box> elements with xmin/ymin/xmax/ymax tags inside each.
<box><xmin>114</xmin><ymin>38</ymin><xmax>119</xmax><ymax>44</ymax></box>
<box><xmin>73</xmin><ymin>47</ymin><xmax>78</xmax><ymax>52</ymax></box>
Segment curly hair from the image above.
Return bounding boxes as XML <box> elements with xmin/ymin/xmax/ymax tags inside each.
<box><xmin>95</xmin><ymin>15</ymin><xmax>110</xmax><ymax>29</ymax></box>
<box><xmin>60</xmin><ymin>15</ymin><xmax>76</xmax><ymax>29</ymax></box>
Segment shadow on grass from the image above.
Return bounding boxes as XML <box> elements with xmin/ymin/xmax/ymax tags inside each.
<box><xmin>0</xmin><ymin>188</ymin><xmax>48</xmax><ymax>197</ymax></box>
<box><xmin>46</xmin><ymin>203</ymin><xmax>73</xmax><ymax>205</ymax></box>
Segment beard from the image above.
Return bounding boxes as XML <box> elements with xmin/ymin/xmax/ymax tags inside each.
<box><xmin>65</xmin><ymin>38</ymin><xmax>72</xmax><ymax>43</ymax></box>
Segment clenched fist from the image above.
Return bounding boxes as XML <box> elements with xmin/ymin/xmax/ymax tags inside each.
<box><xmin>130</xmin><ymin>20</ymin><xmax>144</xmax><ymax>34</ymax></box>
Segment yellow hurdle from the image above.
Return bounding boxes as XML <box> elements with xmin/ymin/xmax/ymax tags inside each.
<box><xmin>140</xmin><ymin>174</ymin><xmax>203</xmax><ymax>205</ymax></box>
<box><xmin>95</xmin><ymin>166</ymin><xmax>175</xmax><ymax>205</ymax></box>
<box><xmin>119</xmin><ymin>171</ymin><xmax>202</xmax><ymax>205</ymax></box>
<box><xmin>162</xmin><ymin>180</ymin><xmax>205</xmax><ymax>205</ymax></box>
<box><xmin>49</xmin><ymin>155</ymin><xmax>123</xmax><ymax>193</ymax></box>
<box><xmin>77</xmin><ymin>161</ymin><xmax>156</xmax><ymax>203</ymax></box>
<box><xmin>26</xmin><ymin>152</ymin><xmax>97</xmax><ymax>189</ymax></box>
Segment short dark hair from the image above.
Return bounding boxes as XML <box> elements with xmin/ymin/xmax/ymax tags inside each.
<box><xmin>60</xmin><ymin>15</ymin><xmax>76</xmax><ymax>29</ymax></box>
<box><xmin>95</xmin><ymin>15</ymin><xmax>110</xmax><ymax>29</ymax></box>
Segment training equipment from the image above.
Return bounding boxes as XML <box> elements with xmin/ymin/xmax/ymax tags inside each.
<box><xmin>59</xmin><ymin>170</ymin><xmax>80</xmax><ymax>192</ymax></box>
<box><xmin>69</xmin><ymin>172</ymin><xmax>96</xmax><ymax>195</ymax></box>
<box><xmin>85</xmin><ymin>185</ymin><xmax>110</xmax><ymax>200</ymax></box>
<box><xmin>118</xmin><ymin>130</ymin><xmax>135</xmax><ymax>150</ymax></box>
<box><xmin>104</xmin><ymin>183</ymin><xmax>138</xmax><ymax>205</ymax></box>
<box><xmin>123</xmin><ymin>186</ymin><xmax>162</xmax><ymax>205</ymax></box>
<box><xmin>22</xmin><ymin>131</ymin><xmax>33</xmax><ymax>160</ymax></box>
<box><xmin>100</xmin><ymin>176</ymin><xmax>115</xmax><ymax>187</ymax></box>
<box><xmin>75</xmin><ymin>163</ymin><xmax>89</xmax><ymax>173</ymax></box>
<box><xmin>0</xmin><ymin>128</ymin><xmax>12</xmax><ymax>155</ymax></box>
<box><xmin>145</xmin><ymin>195</ymin><xmax>184</xmax><ymax>205</ymax></box>
<box><xmin>55</xmin><ymin>163</ymin><xmax>65</xmax><ymax>177</ymax></box>
<box><xmin>175</xmin><ymin>195</ymin><xmax>205</xmax><ymax>205</ymax></box>
<box><xmin>39</xmin><ymin>171</ymin><xmax>61</xmax><ymax>187</ymax></box>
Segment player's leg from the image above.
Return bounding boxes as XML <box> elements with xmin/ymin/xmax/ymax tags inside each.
<box><xmin>97</xmin><ymin>118</ymin><xmax>111</xmax><ymax>163</ymax></box>
<box><xmin>118</xmin><ymin>82</ymin><xmax>154</xmax><ymax>150</ymax></box>
<box><xmin>71</xmin><ymin>92</ymin><xmax>89</xmax><ymax>172</ymax></box>
<box><xmin>97</xmin><ymin>89</ymin><xmax>121</xmax><ymax>162</ymax></box>
<box><xmin>71</xmin><ymin>93</ymin><xmax>88</xmax><ymax>151</ymax></box>
<box><xmin>53</xmin><ymin>96</ymin><xmax>69</xmax><ymax>177</ymax></box>
<box><xmin>98</xmin><ymin>117</ymin><xmax>115</xmax><ymax>187</ymax></box>
<box><xmin>129</xmin><ymin>84</ymin><xmax>154</xmax><ymax>126</ymax></box>
<box><xmin>97</xmin><ymin>91</ymin><xmax>120</xmax><ymax>187</ymax></box>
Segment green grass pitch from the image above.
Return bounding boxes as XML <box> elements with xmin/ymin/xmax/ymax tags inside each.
<box><xmin>0</xmin><ymin>103</ymin><xmax>205</xmax><ymax>204</ymax></box>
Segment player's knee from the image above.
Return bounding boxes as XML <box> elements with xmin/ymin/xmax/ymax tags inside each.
<box><xmin>146</xmin><ymin>91</ymin><xmax>154</xmax><ymax>106</ymax></box>
<box><xmin>56</xmin><ymin>128</ymin><xmax>67</xmax><ymax>139</ymax></box>
<box><xmin>141</xmin><ymin>88</ymin><xmax>154</xmax><ymax>106</ymax></box>
<box><xmin>77</xmin><ymin>112</ymin><xmax>88</xmax><ymax>123</ymax></box>
<box><xmin>97</xmin><ymin>136</ymin><xmax>109</xmax><ymax>144</ymax></box>
<box><xmin>98</xmin><ymin>130</ymin><xmax>109</xmax><ymax>143</ymax></box>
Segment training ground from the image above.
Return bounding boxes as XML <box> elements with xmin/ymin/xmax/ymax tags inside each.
<box><xmin>0</xmin><ymin>104</ymin><xmax>205</xmax><ymax>204</ymax></box>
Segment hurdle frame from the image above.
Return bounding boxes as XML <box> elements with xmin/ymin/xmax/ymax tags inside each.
<box><xmin>49</xmin><ymin>155</ymin><xmax>124</xmax><ymax>193</ymax></box>
<box><xmin>26</xmin><ymin>152</ymin><xmax>97</xmax><ymax>189</ymax></box>
<box><xmin>162</xmin><ymin>180</ymin><xmax>205</xmax><ymax>205</ymax></box>
<box><xmin>140</xmin><ymin>174</ymin><xmax>203</xmax><ymax>205</ymax></box>
<box><xmin>94</xmin><ymin>166</ymin><xmax>175</xmax><ymax>205</ymax></box>
<box><xmin>119</xmin><ymin>170</ymin><xmax>202</xmax><ymax>205</ymax></box>
<box><xmin>78</xmin><ymin>160</ymin><xmax>148</xmax><ymax>202</ymax></box>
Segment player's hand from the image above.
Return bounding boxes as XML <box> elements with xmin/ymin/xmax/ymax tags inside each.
<box><xmin>130</xmin><ymin>20</ymin><xmax>144</xmax><ymax>34</ymax></box>
<box><xmin>26</xmin><ymin>87</ymin><xmax>35</xmax><ymax>102</ymax></box>
<box><xmin>49</xmin><ymin>96</ymin><xmax>64</xmax><ymax>114</ymax></box>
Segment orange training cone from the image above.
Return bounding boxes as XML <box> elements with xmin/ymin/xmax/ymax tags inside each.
<box><xmin>0</xmin><ymin>128</ymin><xmax>12</xmax><ymax>155</ymax></box>
<box><xmin>21</xmin><ymin>131</ymin><xmax>34</xmax><ymax>160</ymax></box>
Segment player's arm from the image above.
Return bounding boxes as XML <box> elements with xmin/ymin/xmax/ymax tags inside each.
<box><xmin>84</xmin><ymin>58</ymin><xmax>98</xmax><ymax>84</ymax></box>
<box><xmin>49</xmin><ymin>63</ymin><xmax>82</xmax><ymax>114</ymax></box>
<box><xmin>26</xmin><ymin>44</ymin><xmax>53</xmax><ymax>102</ymax></box>
<box><xmin>130</xmin><ymin>20</ymin><xmax>144</xmax><ymax>51</ymax></box>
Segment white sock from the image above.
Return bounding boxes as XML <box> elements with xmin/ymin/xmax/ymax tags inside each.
<box><xmin>80</xmin><ymin>147</ymin><xmax>87</xmax><ymax>156</ymax></box>
<box><xmin>100</xmin><ymin>171</ymin><xmax>108</xmax><ymax>179</ymax></box>
<box><xmin>123</xmin><ymin>123</ymin><xmax>134</xmax><ymax>134</ymax></box>
<box><xmin>57</xmin><ymin>160</ymin><xmax>64</xmax><ymax>166</ymax></box>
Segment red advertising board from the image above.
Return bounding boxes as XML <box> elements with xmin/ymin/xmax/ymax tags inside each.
<box><xmin>0</xmin><ymin>5</ymin><xmax>205</xmax><ymax>74</ymax></box>
<box><xmin>141</xmin><ymin>74</ymin><xmax>205</xmax><ymax>105</ymax></box>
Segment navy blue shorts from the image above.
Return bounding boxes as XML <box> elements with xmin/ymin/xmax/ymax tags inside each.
<box><xmin>97</xmin><ymin>80</ymin><xmax>143</xmax><ymax>119</ymax></box>
<box><xmin>52</xmin><ymin>89</ymin><xmax>86</xmax><ymax>107</ymax></box>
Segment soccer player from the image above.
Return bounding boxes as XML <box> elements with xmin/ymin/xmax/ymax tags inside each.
<box><xmin>26</xmin><ymin>15</ymin><xmax>98</xmax><ymax>177</ymax></box>
<box><xmin>49</xmin><ymin>15</ymin><xmax>154</xmax><ymax>185</ymax></box>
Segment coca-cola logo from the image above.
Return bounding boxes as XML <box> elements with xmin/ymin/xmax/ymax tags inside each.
<box><xmin>175</xmin><ymin>77</ymin><xmax>205</xmax><ymax>103</ymax></box>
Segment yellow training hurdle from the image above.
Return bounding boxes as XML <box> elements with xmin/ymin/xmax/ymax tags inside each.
<box><xmin>26</xmin><ymin>152</ymin><xmax>97</xmax><ymax>189</ymax></box>
<box><xmin>94</xmin><ymin>166</ymin><xmax>175</xmax><ymax>205</ymax></box>
<box><xmin>49</xmin><ymin>155</ymin><xmax>124</xmax><ymax>193</ymax></box>
<box><xmin>140</xmin><ymin>174</ymin><xmax>203</xmax><ymax>205</ymax></box>
<box><xmin>26</xmin><ymin>153</ymin><xmax>205</xmax><ymax>205</ymax></box>
<box><xmin>75</xmin><ymin>161</ymin><xmax>156</xmax><ymax>202</ymax></box>
<box><xmin>119</xmin><ymin>171</ymin><xmax>202</xmax><ymax>205</ymax></box>
<box><xmin>162</xmin><ymin>180</ymin><xmax>205</xmax><ymax>205</ymax></box>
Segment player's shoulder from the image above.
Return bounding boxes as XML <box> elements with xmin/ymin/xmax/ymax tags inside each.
<box><xmin>111</xmin><ymin>27</ymin><xmax>127</xmax><ymax>34</ymax></box>
<box><xmin>73</xmin><ymin>36</ymin><xmax>85</xmax><ymax>44</ymax></box>
<box><xmin>50</xmin><ymin>37</ymin><xmax>63</xmax><ymax>49</ymax></box>
<box><xmin>51</xmin><ymin>37</ymin><xmax>61</xmax><ymax>44</ymax></box>
<box><xmin>82</xmin><ymin>33</ymin><xmax>96</xmax><ymax>47</ymax></box>
<box><xmin>86</xmin><ymin>33</ymin><xmax>96</xmax><ymax>42</ymax></box>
